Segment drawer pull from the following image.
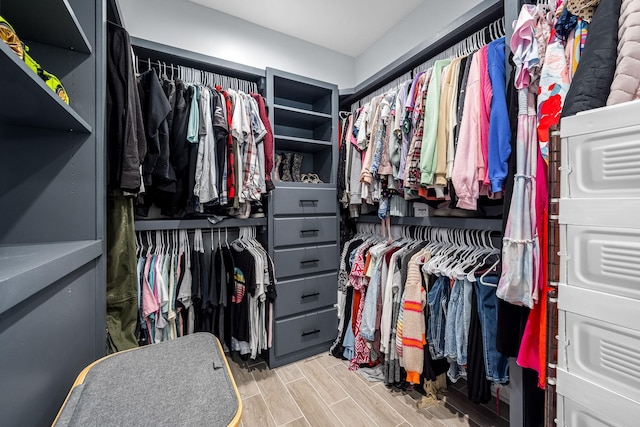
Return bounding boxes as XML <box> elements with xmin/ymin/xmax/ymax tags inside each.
<box><xmin>301</xmin><ymin>292</ymin><xmax>320</xmax><ymax>299</ymax></box>
<box><xmin>301</xmin><ymin>329</ymin><xmax>320</xmax><ymax>337</ymax></box>
<box><xmin>300</xmin><ymin>259</ymin><xmax>319</xmax><ymax>266</ymax></box>
<box><xmin>300</xmin><ymin>229</ymin><xmax>319</xmax><ymax>235</ymax></box>
<box><xmin>299</xmin><ymin>199</ymin><xmax>318</xmax><ymax>207</ymax></box>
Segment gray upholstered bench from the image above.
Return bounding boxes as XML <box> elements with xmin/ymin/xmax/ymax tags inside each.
<box><xmin>54</xmin><ymin>333</ymin><xmax>242</xmax><ymax>426</ymax></box>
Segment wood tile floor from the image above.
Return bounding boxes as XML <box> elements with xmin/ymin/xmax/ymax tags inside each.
<box><xmin>227</xmin><ymin>353</ymin><xmax>510</xmax><ymax>427</ymax></box>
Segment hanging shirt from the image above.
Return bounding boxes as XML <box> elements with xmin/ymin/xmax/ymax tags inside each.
<box><xmin>193</xmin><ymin>87</ymin><xmax>219</xmax><ymax>206</ymax></box>
<box><xmin>487</xmin><ymin>37</ymin><xmax>512</xmax><ymax>193</ymax></box>
<box><xmin>419</xmin><ymin>58</ymin><xmax>452</xmax><ymax>186</ymax></box>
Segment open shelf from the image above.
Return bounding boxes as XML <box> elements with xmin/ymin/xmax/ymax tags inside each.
<box><xmin>274</xmin><ymin>105</ymin><xmax>332</xmax><ymax>142</ymax></box>
<box><xmin>356</xmin><ymin>215</ymin><xmax>503</xmax><ymax>231</ymax></box>
<box><xmin>0</xmin><ymin>41</ymin><xmax>91</xmax><ymax>132</ymax></box>
<box><xmin>134</xmin><ymin>217</ymin><xmax>268</xmax><ymax>231</ymax></box>
<box><xmin>274</xmin><ymin>75</ymin><xmax>333</xmax><ymax>114</ymax></box>
<box><xmin>274</xmin><ymin>104</ymin><xmax>332</xmax><ymax>123</ymax></box>
<box><xmin>0</xmin><ymin>240</ymin><xmax>102</xmax><ymax>315</ymax></box>
<box><xmin>1</xmin><ymin>0</ymin><xmax>91</xmax><ymax>53</ymax></box>
<box><xmin>274</xmin><ymin>134</ymin><xmax>332</xmax><ymax>152</ymax></box>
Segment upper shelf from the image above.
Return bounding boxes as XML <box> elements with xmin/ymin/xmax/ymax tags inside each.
<box><xmin>0</xmin><ymin>240</ymin><xmax>102</xmax><ymax>316</ymax></box>
<box><xmin>0</xmin><ymin>41</ymin><xmax>91</xmax><ymax>132</ymax></box>
<box><xmin>1</xmin><ymin>0</ymin><xmax>91</xmax><ymax>54</ymax></box>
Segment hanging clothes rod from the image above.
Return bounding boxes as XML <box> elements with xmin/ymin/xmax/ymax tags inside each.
<box><xmin>351</xmin><ymin>70</ymin><xmax>413</xmax><ymax>112</ymax></box>
<box><xmin>413</xmin><ymin>16</ymin><xmax>506</xmax><ymax>75</ymax></box>
<box><xmin>348</xmin><ymin>16</ymin><xmax>506</xmax><ymax>111</ymax></box>
<box><xmin>135</xmin><ymin>57</ymin><xmax>259</xmax><ymax>93</ymax></box>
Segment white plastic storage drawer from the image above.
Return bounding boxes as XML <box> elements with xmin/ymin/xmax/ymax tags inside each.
<box><xmin>273</xmin><ymin>216</ymin><xmax>337</xmax><ymax>247</ymax></box>
<box><xmin>561</xmin><ymin>119</ymin><xmax>640</xmax><ymax>200</ymax></box>
<box><xmin>559</xmin><ymin>311</ymin><xmax>640</xmax><ymax>403</ymax></box>
<box><xmin>563</xmin><ymin>225</ymin><xmax>640</xmax><ymax>301</ymax></box>
<box><xmin>275</xmin><ymin>272</ymin><xmax>337</xmax><ymax>318</ymax></box>
<box><xmin>557</xmin><ymin>394</ymin><xmax>635</xmax><ymax>427</ymax></box>
<box><xmin>273</xmin><ymin>307</ymin><xmax>338</xmax><ymax>357</ymax></box>
<box><xmin>273</xmin><ymin>244</ymin><xmax>338</xmax><ymax>279</ymax></box>
<box><xmin>272</xmin><ymin>187</ymin><xmax>336</xmax><ymax>215</ymax></box>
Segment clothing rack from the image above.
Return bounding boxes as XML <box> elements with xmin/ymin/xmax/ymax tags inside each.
<box><xmin>355</xmin><ymin>222</ymin><xmax>502</xmax><ymax>246</ymax></box>
<box><xmin>136</xmin><ymin>56</ymin><xmax>259</xmax><ymax>93</ymax></box>
<box><xmin>414</xmin><ymin>17</ymin><xmax>506</xmax><ymax>74</ymax></box>
<box><xmin>347</xmin><ymin>15</ymin><xmax>506</xmax><ymax>111</ymax></box>
<box><xmin>350</xmin><ymin>71</ymin><xmax>412</xmax><ymax>112</ymax></box>
<box><xmin>134</xmin><ymin>217</ymin><xmax>267</xmax><ymax>232</ymax></box>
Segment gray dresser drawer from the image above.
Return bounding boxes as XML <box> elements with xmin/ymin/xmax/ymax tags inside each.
<box><xmin>274</xmin><ymin>244</ymin><xmax>338</xmax><ymax>279</ymax></box>
<box><xmin>275</xmin><ymin>273</ymin><xmax>337</xmax><ymax>318</ymax></box>
<box><xmin>273</xmin><ymin>216</ymin><xmax>337</xmax><ymax>247</ymax></box>
<box><xmin>274</xmin><ymin>307</ymin><xmax>338</xmax><ymax>357</ymax></box>
<box><xmin>273</xmin><ymin>187</ymin><xmax>336</xmax><ymax>215</ymax></box>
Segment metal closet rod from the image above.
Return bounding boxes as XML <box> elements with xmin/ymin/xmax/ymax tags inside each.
<box><xmin>136</xmin><ymin>57</ymin><xmax>259</xmax><ymax>93</ymax></box>
<box><xmin>350</xmin><ymin>16</ymin><xmax>506</xmax><ymax>111</ymax></box>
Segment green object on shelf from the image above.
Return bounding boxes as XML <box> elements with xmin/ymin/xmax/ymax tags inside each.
<box><xmin>0</xmin><ymin>14</ymin><xmax>70</xmax><ymax>105</ymax></box>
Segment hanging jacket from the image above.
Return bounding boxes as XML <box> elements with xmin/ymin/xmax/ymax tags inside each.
<box><xmin>608</xmin><ymin>0</ymin><xmax>640</xmax><ymax>105</ymax></box>
<box><xmin>562</xmin><ymin>0</ymin><xmax>622</xmax><ymax>117</ymax></box>
<box><xmin>106</xmin><ymin>22</ymin><xmax>146</xmax><ymax>193</ymax></box>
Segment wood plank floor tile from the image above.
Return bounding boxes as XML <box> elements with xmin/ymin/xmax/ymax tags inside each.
<box><xmin>442</xmin><ymin>390</ymin><xmax>509</xmax><ymax>427</ymax></box>
<box><xmin>296</xmin><ymin>358</ymin><xmax>348</xmax><ymax>405</ymax></box>
<box><xmin>252</xmin><ymin>367</ymin><xmax>303</xmax><ymax>425</ymax></box>
<box><xmin>314</xmin><ymin>352</ymin><xmax>344</xmax><ymax>370</ymax></box>
<box><xmin>280</xmin><ymin>417</ymin><xmax>311</xmax><ymax>427</ymax></box>
<box><xmin>395</xmin><ymin>423</ymin><xmax>412</xmax><ymax>427</ymax></box>
<box><xmin>276</xmin><ymin>362</ymin><xmax>304</xmax><ymax>384</ymax></box>
<box><xmin>330</xmin><ymin>397</ymin><xmax>378</xmax><ymax>427</ymax></box>
<box><xmin>426</xmin><ymin>401</ymin><xmax>478</xmax><ymax>427</ymax></box>
<box><xmin>286</xmin><ymin>379</ymin><xmax>343</xmax><ymax>427</ymax></box>
<box><xmin>328</xmin><ymin>365</ymin><xmax>406</xmax><ymax>426</ymax></box>
<box><xmin>240</xmin><ymin>395</ymin><xmax>277</xmax><ymax>427</ymax></box>
<box><xmin>370</xmin><ymin>383</ymin><xmax>441</xmax><ymax>427</ymax></box>
<box><xmin>227</xmin><ymin>357</ymin><xmax>260</xmax><ymax>399</ymax></box>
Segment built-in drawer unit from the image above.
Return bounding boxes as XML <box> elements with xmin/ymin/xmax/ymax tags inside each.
<box><xmin>273</xmin><ymin>307</ymin><xmax>338</xmax><ymax>357</ymax></box>
<box><xmin>273</xmin><ymin>216</ymin><xmax>337</xmax><ymax>247</ymax></box>
<box><xmin>272</xmin><ymin>187</ymin><xmax>336</xmax><ymax>215</ymax></box>
<box><xmin>273</xmin><ymin>244</ymin><xmax>338</xmax><ymax>279</ymax></box>
<box><xmin>275</xmin><ymin>272</ymin><xmax>337</xmax><ymax>318</ymax></box>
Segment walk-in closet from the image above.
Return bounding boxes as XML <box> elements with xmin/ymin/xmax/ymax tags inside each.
<box><xmin>1</xmin><ymin>0</ymin><xmax>639</xmax><ymax>425</ymax></box>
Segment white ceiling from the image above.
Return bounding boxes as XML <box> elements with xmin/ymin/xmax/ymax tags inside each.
<box><xmin>189</xmin><ymin>0</ymin><xmax>425</xmax><ymax>57</ymax></box>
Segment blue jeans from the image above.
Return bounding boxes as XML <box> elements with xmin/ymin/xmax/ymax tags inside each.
<box><xmin>445</xmin><ymin>279</ymin><xmax>467</xmax><ymax>381</ymax></box>
<box><xmin>360</xmin><ymin>258</ymin><xmax>382</xmax><ymax>341</ymax></box>
<box><xmin>475</xmin><ymin>275</ymin><xmax>509</xmax><ymax>384</ymax></box>
<box><xmin>427</xmin><ymin>276</ymin><xmax>450</xmax><ymax>360</ymax></box>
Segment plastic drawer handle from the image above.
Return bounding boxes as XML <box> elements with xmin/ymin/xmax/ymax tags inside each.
<box><xmin>300</xmin><ymin>259</ymin><xmax>319</xmax><ymax>266</ymax></box>
<box><xmin>301</xmin><ymin>329</ymin><xmax>320</xmax><ymax>337</ymax></box>
<box><xmin>301</xmin><ymin>292</ymin><xmax>320</xmax><ymax>299</ymax></box>
<box><xmin>299</xmin><ymin>199</ymin><xmax>318</xmax><ymax>206</ymax></box>
<box><xmin>300</xmin><ymin>229</ymin><xmax>319</xmax><ymax>235</ymax></box>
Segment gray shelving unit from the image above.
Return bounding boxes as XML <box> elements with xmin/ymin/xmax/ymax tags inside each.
<box><xmin>0</xmin><ymin>0</ymin><xmax>105</xmax><ymax>424</ymax></box>
<box><xmin>266</xmin><ymin>68</ymin><xmax>340</xmax><ymax>367</ymax></box>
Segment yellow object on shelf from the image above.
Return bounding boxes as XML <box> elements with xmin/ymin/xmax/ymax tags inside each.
<box><xmin>0</xmin><ymin>15</ymin><xmax>70</xmax><ymax>105</ymax></box>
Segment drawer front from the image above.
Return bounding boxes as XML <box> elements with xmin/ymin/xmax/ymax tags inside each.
<box><xmin>274</xmin><ymin>216</ymin><xmax>337</xmax><ymax>247</ymax></box>
<box><xmin>275</xmin><ymin>273</ymin><xmax>337</xmax><ymax>318</ymax></box>
<box><xmin>274</xmin><ymin>307</ymin><xmax>338</xmax><ymax>357</ymax></box>
<box><xmin>561</xmin><ymin>123</ymin><xmax>640</xmax><ymax>200</ymax></box>
<box><xmin>558</xmin><ymin>311</ymin><xmax>640</xmax><ymax>412</ymax></box>
<box><xmin>565</xmin><ymin>225</ymin><xmax>640</xmax><ymax>301</ymax></box>
<box><xmin>273</xmin><ymin>187</ymin><xmax>336</xmax><ymax>215</ymax></box>
<box><xmin>274</xmin><ymin>244</ymin><xmax>338</xmax><ymax>279</ymax></box>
